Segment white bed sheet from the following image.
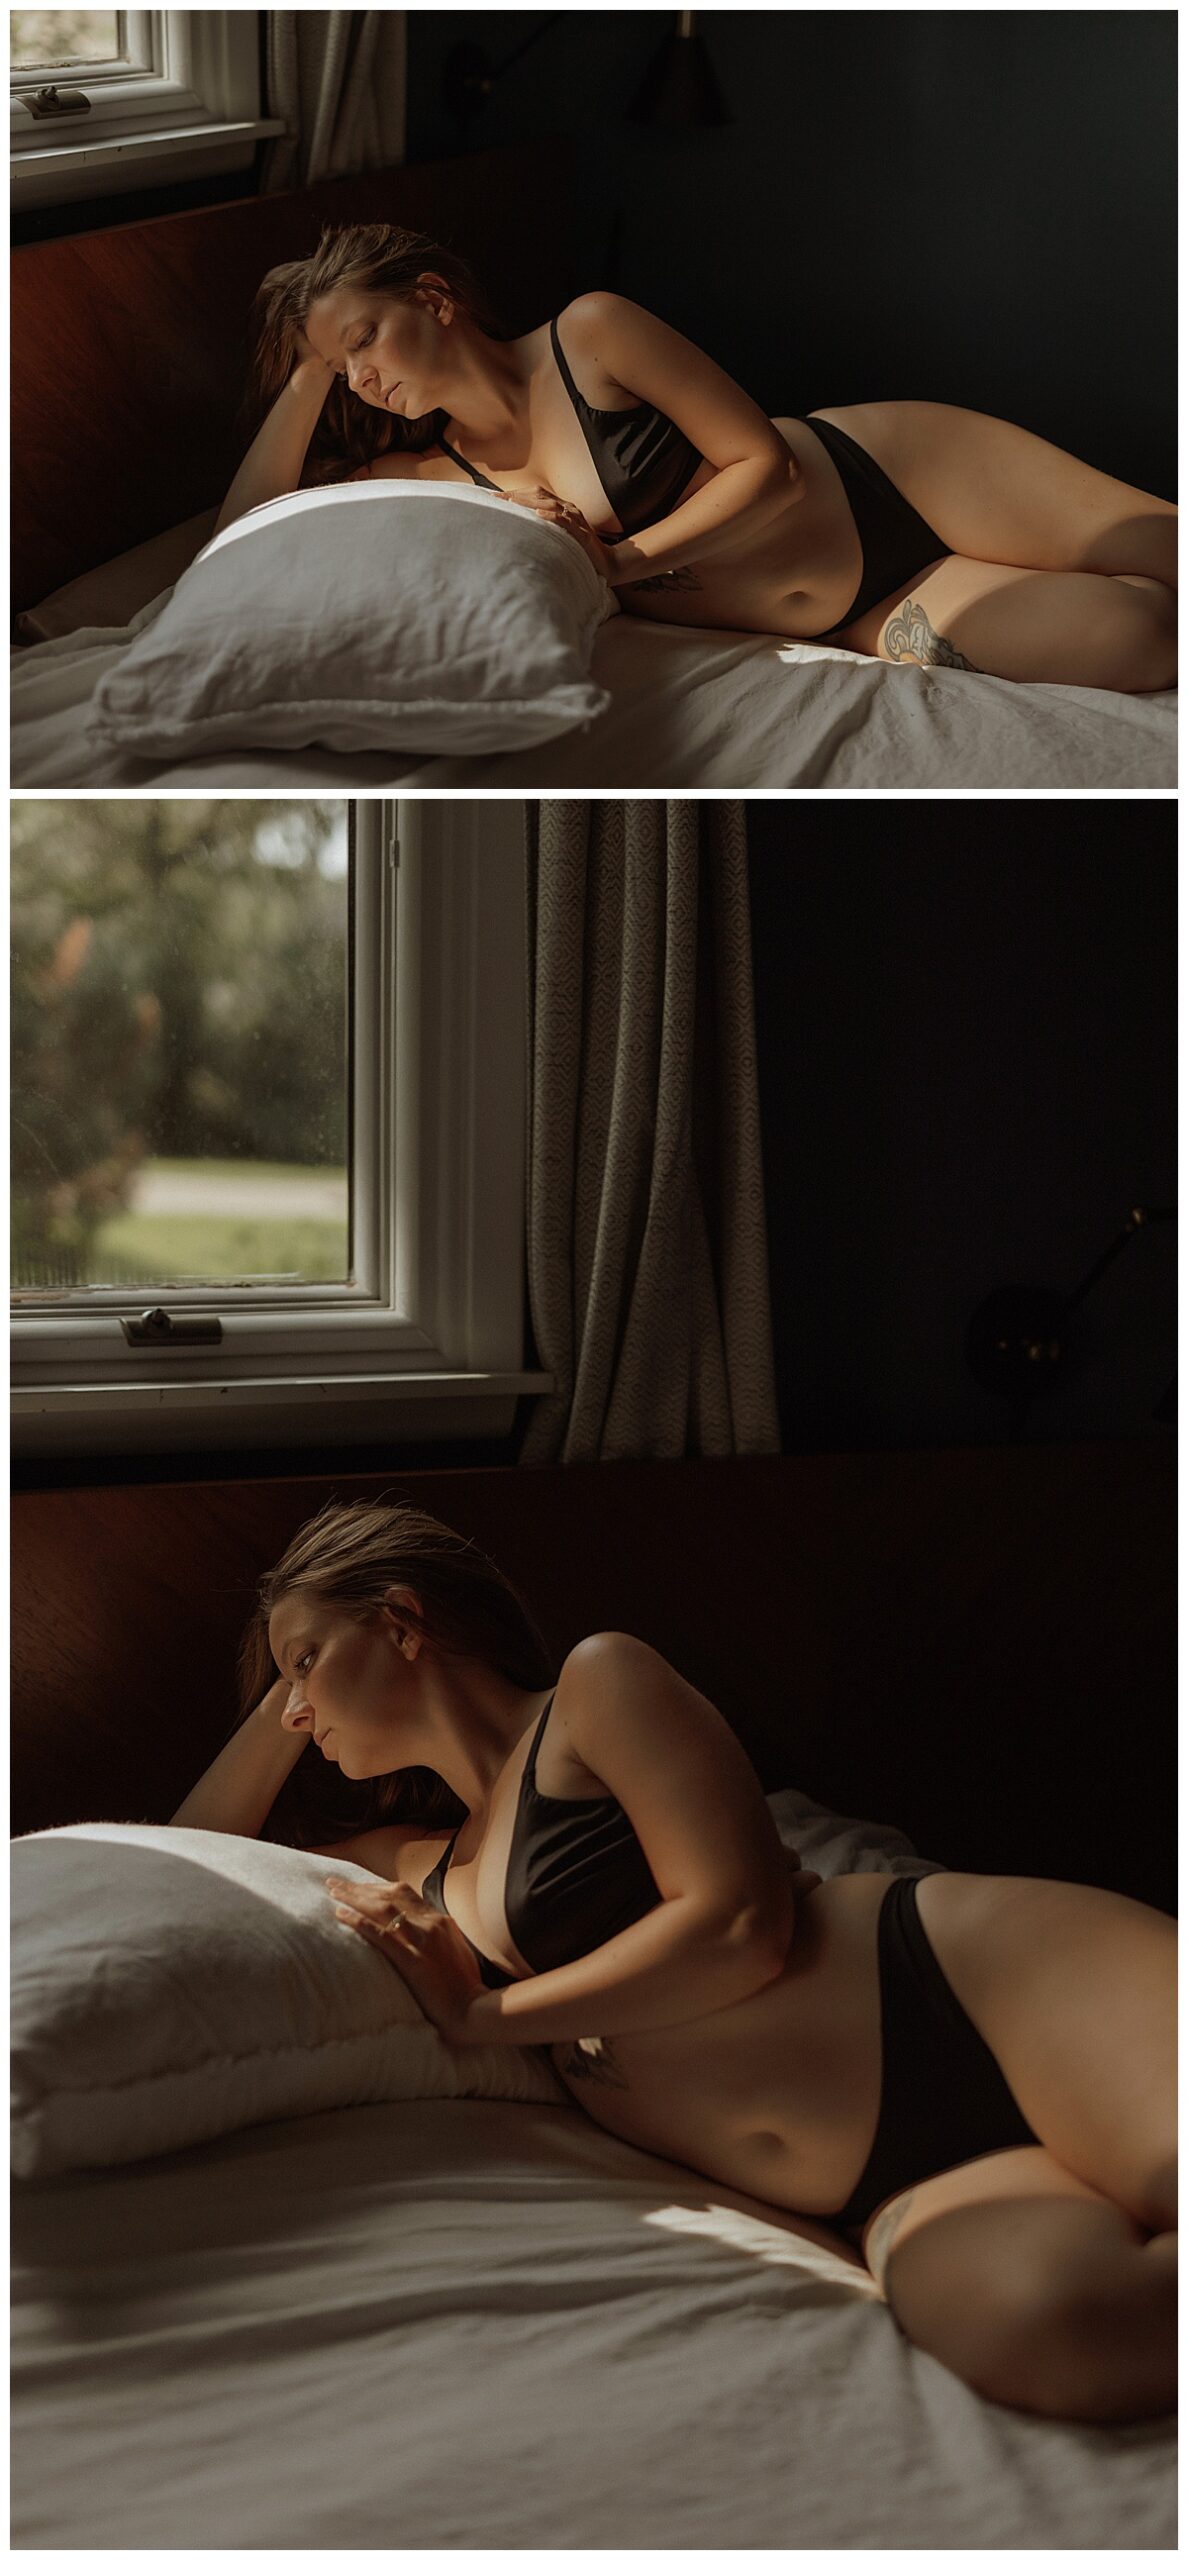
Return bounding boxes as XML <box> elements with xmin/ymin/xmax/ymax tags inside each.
<box><xmin>12</xmin><ymin>2095</ymin><xmax>1174</xmax><ymax>2550</ymax></box>
<box><xmin>11</xmin><ymin>606</ymin><xmax>1176</xmax><ymax>790</ymax></box>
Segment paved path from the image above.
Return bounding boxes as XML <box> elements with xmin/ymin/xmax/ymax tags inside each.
<box><xmin>130</xmin><ymin>1167</ymin><xmax>348</xmax><ymax>1220</ymax></box>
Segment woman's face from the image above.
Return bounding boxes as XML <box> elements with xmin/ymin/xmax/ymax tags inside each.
<box><xmin>269</xmin><ymin>1592</ymin><xmax>415</xmax><ymax>1779</ymax></box>
<box><xmin>303</xmin><ymin>280</ymin><xmax>451</xmax><ymax>418</ymax></box>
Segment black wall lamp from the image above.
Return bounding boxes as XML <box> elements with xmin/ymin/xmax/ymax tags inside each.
<box><xmin>966</xmin><ymin>1205</ymin><xmax>1176</xmax><ymax>1423</ymax></box>
<box><xmin>443</xmin><ymin>10</ymin><xmax>731</xmax><ymax>131</ymax></box>
<box><xmin>629</xmin><ymin>12</ymin><xmax>732</xmax><ymax>128</ymax></box>
<box><xmin>443</xmin><ymin>16</ymin><xmax>565</xmax><ymax>123</ymax></box>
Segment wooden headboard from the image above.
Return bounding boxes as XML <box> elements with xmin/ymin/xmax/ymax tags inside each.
<box><xmin>11</xmin><ymin>1446</ymin><xmax>1175</xmax><ymax>1909</ymax></box>
<box><xmin>11</xmin><ymin>142</ymin><xmax>579</xmax><ymax>611</ymax></box>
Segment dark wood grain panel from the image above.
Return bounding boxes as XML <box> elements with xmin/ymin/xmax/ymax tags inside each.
<box><xmin>11</xmin><ymin>1446</ymin><xmax>1174</xmax><ymax>1908</ymax></box>
<box><xmin>12</xmin><ymin>143</ymin><xmax>579</xmax><ymax>609</ymax></box>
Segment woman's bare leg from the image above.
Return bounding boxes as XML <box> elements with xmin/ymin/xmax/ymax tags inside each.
<box><xmin>823</xmin><ymin>401</ymin><xmax>1177</xmax><ymax>688</ymax></box>
<box><xmin>863</xmin><ymin>1873</ymin><xmax>1177</xmax><ymax>2419</ymax></box>
<box><xmin>920</xmin><ymin>1873</ymin><xmax>1177</xmax><ymax>2225</ymax></box>
<box><xmin>868</xmin><ymin>2147</ymin><xmax>1176</xmax><ymax>2422</ymax></box>
<box><xmin>843</xmin><ymin>554</ymin><xmax>1177</xmax><ymax>692</ymax></box>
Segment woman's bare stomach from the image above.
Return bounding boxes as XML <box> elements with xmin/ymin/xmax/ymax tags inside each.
<box><xmin>550</xmin><ymin>1873</ymin><xmax>892</xmax><ymax>2218</ymax></box>
<box><xmin>613</xmin><ymin>420</ymin><xmax>864</xmax><ymax>642</ymax></box>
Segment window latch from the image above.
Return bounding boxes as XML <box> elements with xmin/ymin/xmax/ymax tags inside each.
<box><xmin>20</xmin><ymin>85</ymin><xmax>93</xmax><ymax>118</ymax></box>
<box><xmin>120</xmin><ymin>1307</ymin><xmax>224</xmax><ymax>1348</ymax></box>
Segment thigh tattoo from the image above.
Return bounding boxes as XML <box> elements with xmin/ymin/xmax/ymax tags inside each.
<box><xmin>556</xmin><ymin>2036</ymin><xmax>630</xmax><ymax>2091</ymax></box>
<box><xmin>883</xmin><ymin>597</ymin><xmax>977</xmax><ymax>673</ymax></box>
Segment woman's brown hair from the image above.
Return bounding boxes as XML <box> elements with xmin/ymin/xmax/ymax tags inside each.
<box><xmin>237</xmin><ymin>1497</ymin><xmax>553</xmax><ymax>1848</ymax></box>
<box><xmin>244</xmin><ymin>221</ymin><xmax>504</xmax><ymax>485</ymax></box>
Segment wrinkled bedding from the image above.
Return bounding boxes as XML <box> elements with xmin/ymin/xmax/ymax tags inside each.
<box><xmin>12</xmin><ymin>1790</ymin><xmax>1174</xmax><ymax>2546</ymax></box>
<box><xmin>11</xmin><ymin>601</ymin><xmax>1176</xmax><ymax>790</ymax></box>
<box><xmin>11</xmin><ymin>2096</ymin><xmax>1174</xmax><ymax>2550</ymax></box>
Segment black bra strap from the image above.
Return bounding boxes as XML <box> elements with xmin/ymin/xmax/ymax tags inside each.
<box><xmin>427</xmin><ymin>1833</ymin><xmax>457</xmax><ymax>1889</ymax></box>
<box><xmin>438</xmin><ymin>435</ymin><xmax>501</xmax><ymax>494</ymax></box>
<box><xmin>523</xmin><ymin>1690</ymin><xmax>557</xmax><ymax>1788</ymax></box>
<box><xmin>549</xmin><ymin>316</ymin><xmax>585</xmax><ymax>412</ymax></box>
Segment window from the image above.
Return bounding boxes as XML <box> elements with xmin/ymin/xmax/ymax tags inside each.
<box><xmin>12</xmin><ymin>14</ymin><xmax>128</xmax><ymax>76</ymax></box>
<box><xmin>11</xmin><ymin>800</ymin><xmax>547</xmax><ymax>1455</ymax></box>
<box><xmin>10</xmin><ymin>10</ymin><xmax>282</xmax><ymax>209</ymax></box>
<box><xmin>12</xmin><ymin>796</ymin><xmax>352</xmax><ymax>1298</ymax></box>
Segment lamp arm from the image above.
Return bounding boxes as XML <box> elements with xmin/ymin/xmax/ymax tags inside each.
<box><xmin>491</xmin><ymin>14</ymin><xmax>566</xmax><ymax>84</ymax></box>
<box><xmin>1064</xmin><ymin>1206</ymin><xmax>1176</xmax><ymax>1315</ymax></box>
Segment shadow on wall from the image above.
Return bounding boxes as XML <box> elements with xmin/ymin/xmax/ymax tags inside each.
<box><xmin>746</xmin><ymin>797</ymin><xmax>1176</xmax><ymax>1454</ymax></box>
<box><xmin>407</xmin><ymin>9</ymin><xmax>1177</xmax><ymax>494</ymax></box>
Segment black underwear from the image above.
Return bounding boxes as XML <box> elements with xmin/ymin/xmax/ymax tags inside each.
<box><xmin>837</xmin><ymin>1875</ymin><xmax>1039</xmax><ymax>2231</ymax></box>
<box><xmin>800</xmin><ymin>415</ymin><xmax>950</xmax><ymax>640</ymax></box>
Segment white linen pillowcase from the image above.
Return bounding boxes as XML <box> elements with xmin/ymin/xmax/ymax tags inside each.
<box><xmin>11</xmin><ymin>1823</ymin><xmax>566</xmax><ymax>2180</ymax></box>
<box><xmin>12</xmin><ymin>1793</ymin><xmax>938</xmax><ymax>2180</ymax></box>
<box><xmin>85</xmin><ymin>481</ymin><xmax>615</xmax><ymax>760</ymax></box>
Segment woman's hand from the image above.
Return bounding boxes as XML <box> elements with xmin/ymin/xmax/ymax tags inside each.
<box><xmin>288</xmin><ymin>348</ymin><xmax>337</xmax><ymax>399</ymax></box>
<box><xmin>498</xmin><ymin>489</ymin><xmax>615</xmax><ymax>582</ymax></box>
<box><xmin>326</xmin><ymin>1876</ymin><xmax>487</xmax><ymax>2042</ymax></box>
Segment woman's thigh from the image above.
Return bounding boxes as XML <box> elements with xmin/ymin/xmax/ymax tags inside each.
<box><xmin>825</xmin><ymin>399</ymin><xmax>1178</xmax><ymax>585</ymax></box>
<box><xmin>839</xmin><ymin>553</ymin><xmax>1177</xmax><ymax>690</ymax></box>
<box><xmin>865</xmin><ymin>2145</ymin><xmax>1175</xmax><ymax>2420</ymax></box>
<box><xmin>916</xmin><ymin>1872</ymin><xmax>1177</xmax><ymax>2230</ymax></box>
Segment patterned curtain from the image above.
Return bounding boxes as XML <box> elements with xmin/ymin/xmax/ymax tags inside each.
<box><xmin>262</xmin><ymin>13</ymin><xmax>407</xmax><ymax>194</ymax></box>
<box><xmin>522</xmin><ymin>801</ymin><xmax>780</xmax><ymax>1465</ymax></box>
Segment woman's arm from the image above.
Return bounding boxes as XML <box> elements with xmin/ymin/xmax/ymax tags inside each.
<box><xmin>213</xmin><ymin>356</ymin><xmax>338</xmax><ymax>537</ymax></box>
<box><xmin>170</xmin><ymin>1675</ymin><xmax>310</xmax><ymax>1833</ymax></box>
<box><xmin>334</xmin><ymin>1633</ymin><xmax>800</xmax><ymax>2044</ymax></box>
<box><xmin>467</xmin><ymin>1887</ymin><xmax>788</xmax><ymax>2045</ymax></box>
<box><xmin>470</xmin><ymin>1630</ymin><xmax>797</xmax><ymax>2038</ymax></box>
<box><xmin>556</xmin><ymin>293</ymin><xmax>800</xmax><ymax>587</ymax></box>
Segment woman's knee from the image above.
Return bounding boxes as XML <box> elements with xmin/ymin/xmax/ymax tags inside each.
<box><xmin>884</xmin><ymin>2201</ymin><xmax>1177</xmax><ymax>2422</ymax></box>
<box><xmin>1015</xmin><ymin>2244</ymin><xmax>1178</xmax><ymax>2423</ymax></box>
<box><xmin>1114</xmin><ymin>576</ymin><xmax>1178</xmax><ymax>692</ymax></box>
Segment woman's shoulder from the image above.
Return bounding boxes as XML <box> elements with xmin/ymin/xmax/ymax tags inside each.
<box><xmin>560</xmin><ymin>1630</ymin><xmax>665</xmax><ymax>1679</ymax></box>
<box><xmin>549</xmin><ymin>1634</ymin><xmax>673</xmax><ymax>1752</ymax></box>
<box><xmin>552</xmin><ymin>294</ymin><xmax>680</xmax><ymax>401</ymax></box>
<box><xmin>556</xmin><ymin>290</ymin><xmax>652</xmax><ymax>335</ymax></box>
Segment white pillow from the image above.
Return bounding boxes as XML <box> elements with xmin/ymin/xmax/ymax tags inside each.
<box><xmin>85</xmin><ymin>481</ymin><xmax>615</xmax><ymax>759</ymax></box>
<box><xmin>767</xmin><ymin>1787</ymin><xmax>942</xmax><ymax>1880</ymax></box>
<box><xmin>12</xmin><ymin>1794</ymin><xmax>937</xmax><ymax>2180</ymax></box>
<box><xmin>11</xmin><ymin>1824</ymin><xmax>564</xmax><ymax>2180</ymax></box>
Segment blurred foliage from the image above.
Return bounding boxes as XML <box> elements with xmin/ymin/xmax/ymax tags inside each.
<box><xmin>11</xmin><ymin>12</ymin><xmax>120</xmax><ymax>69</ymax></box>
<box><xmin>11</xmin><ymin>801</ymin><xmax>348</xmax><ymax>1284</ymax></box>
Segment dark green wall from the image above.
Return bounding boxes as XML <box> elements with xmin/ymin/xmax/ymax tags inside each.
<box><xmin>747</xmin><ymin>800</ymin><xmax>1177</xmax><ymax>1453</ymax></box>
<box><xmin>408</xmin><ymin>9</ymin><xmax>1177</xmax><ymax>492</ymax></box>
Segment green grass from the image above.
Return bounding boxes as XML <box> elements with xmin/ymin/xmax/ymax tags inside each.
<box><xmin>91</xmin><ymin>1212</ymin><xmax>348</xmax><ymax>1285</ymax></box>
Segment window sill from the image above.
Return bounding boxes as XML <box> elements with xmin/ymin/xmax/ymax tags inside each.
<box><xmin>11</xmin><ymin>114</ymin><xmax>284</xmax><ymax>207</ymax></box>
<box><xmin>12</xmin><ymin>1369</ymin><xmax>553</xmax><ymax>1458</ymax></box>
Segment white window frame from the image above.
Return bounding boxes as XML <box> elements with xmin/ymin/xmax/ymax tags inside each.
<box><xmin>11</xmin><ymin>11</ymin><xmax>283</xmax><ymax>209</ymax></box>
<box><xmin>11</xmin><ymin>800</ymin><xmax>550</xmax><ymax>1456</ymax></box>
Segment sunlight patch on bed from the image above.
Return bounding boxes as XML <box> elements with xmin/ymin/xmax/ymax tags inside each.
<box><xmin>645</xmin><ymin>2202</ymin><xmax>878</xmax><ymax>2292</ymax></box>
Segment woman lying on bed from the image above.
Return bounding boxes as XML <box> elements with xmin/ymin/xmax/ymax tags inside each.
<box><xmin>174</xmin><ymin>1498</ymin><xmax>1177</xmax><ymax>2426</ymax></box>
<box><xmin>214</xmin><ymin>222</ymin><xmax>1177</xmax><ymax>694</ymax></box>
